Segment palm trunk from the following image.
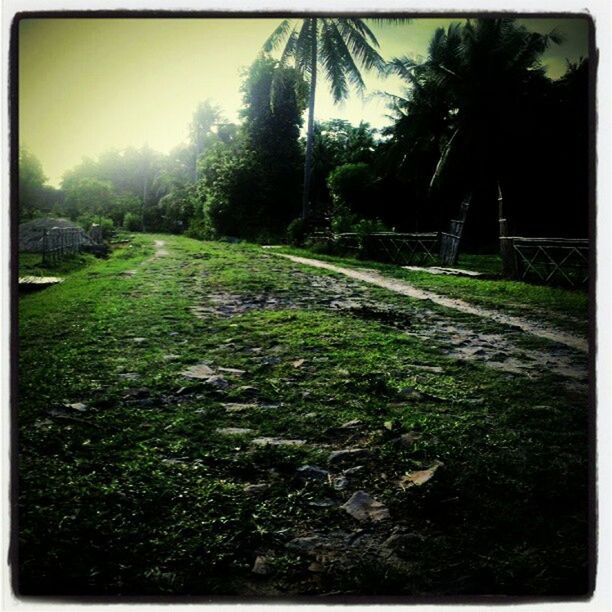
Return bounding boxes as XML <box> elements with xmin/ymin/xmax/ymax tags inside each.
<box><xmin>302</xmin><ymin>18</ymin><xmax>317</xmax><ymax>220</ymax></box>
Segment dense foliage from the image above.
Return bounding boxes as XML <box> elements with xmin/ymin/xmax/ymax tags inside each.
<box><xmin>18</xmin><ymin>18</ymin><xmax>589</xmax><ymax>246</ymax></box>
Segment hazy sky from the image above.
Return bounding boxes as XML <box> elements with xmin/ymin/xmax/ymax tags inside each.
<box><xmin>18</xmin><ymin>16</ymin><xmax>590</xmax><ymax>187</ymax></box>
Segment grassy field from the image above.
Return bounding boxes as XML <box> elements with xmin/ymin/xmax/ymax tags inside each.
<box><xmin>17</xmin><ymin>234</ymin><xmax>591</xmax><ymax>597</ymax></box>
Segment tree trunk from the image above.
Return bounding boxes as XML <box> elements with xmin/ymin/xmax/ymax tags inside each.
<box><xmin>142</xmin><ymin>176</ymin><xmax>147</xmax><ymax>232</ymax></box>
<box><xmin>302</xmin><ymin>18</ymin><xmax>317</xmax><ymax>220</ymax></box>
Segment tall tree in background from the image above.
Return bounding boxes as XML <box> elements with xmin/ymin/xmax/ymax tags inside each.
<box><xmin>189</xmin><ymin>100</ymin><xmax>222</xmax><ymax>181</ymax></box>
<box><xmin>263</xmin><ymin>18</ymin><xmax>385</xmax><ymax>219</ymax></box>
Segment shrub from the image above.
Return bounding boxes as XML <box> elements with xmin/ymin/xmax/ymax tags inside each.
<box><xmin>123</xmin><ymin>212</ymin><xmax>141</xmax><ymax>232</ymax></box>
<box><xmin>286</xmin><ymin>217</ymin><xmax>307</xmax><ymax>246</ymax></box>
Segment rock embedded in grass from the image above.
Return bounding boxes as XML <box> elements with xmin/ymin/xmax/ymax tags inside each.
<box><xmin>181</xmin><ymin>363</ymin><xmax>215</xmax><ymax>379</ymax></box>
<box><xmin>251</xmin><ymin>437</ymin><xmax>306</xmax><ymax>447</ymax></box>
<box><xmin>341</xmin><ymin>491</ymin><xmax>390</xmax><ymax>522</ymax></box>
<box><xmin>328</xmin><ymin>448</ymin><xmax>371</xmax><ymax>466</ymax></box>
<box><xmin>216</xmin><ymin>427</ymin><xmax>255</xmax><ymax>436</ymax></box>
<box><xmin>296</xmin><ymin>465</ymin><xmax>329</xmax><ymax>481</ymax></box>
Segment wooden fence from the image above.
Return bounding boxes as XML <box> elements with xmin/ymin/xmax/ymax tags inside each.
<box><xmin>500</xmin><ymin>236</ymin><xmax>589</xmax><ymax>287</ymax></box>
<box><xmin>313</xmin><ymin>231</ymin><xmax>439</xmax><ymax>266</ymax></box>
<box><xmin>42</xmin><ymin>227</ymin><xmax>88</xmax><ymax>264</ymax></box>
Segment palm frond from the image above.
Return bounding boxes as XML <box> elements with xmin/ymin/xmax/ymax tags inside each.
<box><xmin>385</xmin><ymin>55</ymin><xmax>418</xmax><ymax>80</ymax></box>
<box><xmin>328</xmin><ymin>21</ymin><xmax>366</xmax><ymax>95</ymax></box>
<box><xmin>335</xmin><ymin>18</ymin><xmax>385</xmax><ymax>73</ymax></box>
<box><xmin>263</xmin><ymin>19</ymin><xmax>294</xmax><ymax>52</ymax></box>
<box><xmin>320</xmin><ymin>20</ymin><xmax>349</xmax><ymax>102</ymax></box>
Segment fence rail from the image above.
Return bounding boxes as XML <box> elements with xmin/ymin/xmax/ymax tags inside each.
<box><xmin>500</xmin><ymin>236</ymin><xmax>589</xmax><ymax>287</ymax></box>
<box><xmin>42</xmin><ymin>227</ymin><xmax>89</xmax><ymax>264</ymax></box>
<box><xmin>312</xmin><ymin>231</ymin><xmax>439</xmax><ymax>266</ymax></box>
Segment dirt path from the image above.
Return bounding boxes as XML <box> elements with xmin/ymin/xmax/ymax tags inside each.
<box><xmin>275</xmin><ymin>254</ymin><xmax>587</xmax><ymax>354</ymax></box>
<box><xmin>154</xmin><ymin>239</ymin><xmax>169</xmax><ymax>257</ymax></box>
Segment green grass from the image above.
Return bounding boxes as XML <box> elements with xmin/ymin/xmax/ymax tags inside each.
<box><xmin>18</xmin><ymin>251</ymin><xmax>98</xmax><ymax>277</ymax></box>
<box><xmin>17</xmin><ymin>234</ymin><xmax>590</xmax><ymax>597</ymax></box>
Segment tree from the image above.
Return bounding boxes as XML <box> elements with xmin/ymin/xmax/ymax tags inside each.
<box><xmin>18</xmin><ymin>148</ymin><xmax>59</xmax><ymax>220</ymax></box>
<box><xmin>201</xmin><ymin>56</ymin><xmax>306</xmax><ymax>239</ymax></box>
<box><xmin>62</xmin><ymin>177</ymin><xmax>117</xmax><ymax>220</ymax></box>
<box><xmin>263</xmin><ymin>18</ymin><xmax>385</xmax><ymax>219</ymax></box>
<box><xmin>384</xmin><ymin>18</ymin><xmax>564</xmax><ymax>243</ymax></box>
<box><xmin>189</xmin><ymin>100</ymin><xmax>222</xmax><ymax>181</ymax></box>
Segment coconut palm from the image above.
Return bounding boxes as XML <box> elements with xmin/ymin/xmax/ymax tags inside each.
<box><xmin>388</xmin><ymin>19</ymin><xmax>563</xmax><ymax>196</ymax></box>
<box><xmin>264</xmin><ymin>18</ymin><xmax>386</xmax><ymax>219</ymax></box>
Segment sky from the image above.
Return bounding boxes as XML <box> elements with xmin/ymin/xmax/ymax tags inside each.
<box><xmin>18</xmin><ymin>16</ymin><xmax>590</xmax><ymax>187</ymax></box>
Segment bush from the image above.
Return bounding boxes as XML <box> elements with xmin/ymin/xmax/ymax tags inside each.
<box><xmin>286</xmin><ymin>217</ymin><xmax>307</xmax><ymax>246</ymax></box>
<box><xmin>123</xmin><ymin>212</ymin><xmax>141</xmax><ymax>232</ymax></box>
<box><xmin>77</xmin><ymin>214</ymin><xmax>115</xmax><ymax>239</ymax></box>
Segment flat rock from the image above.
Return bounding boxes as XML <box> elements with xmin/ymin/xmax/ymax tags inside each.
<box><xmin>204</xmin><ymin>375</ymin><xmax>230</xmax><ymax>389</ymax></box>
<box><xmin>343</xmin><ymin>465</ymin><xmax>365</xmax><ymax>477</ymax></box>
<box><xmin>216</xmin><ymin>427</ymin><xmax>254</xmax><ymax>436</ymax></box>
<box><xmin>182</xmin><ymin>364</ymin><xmax>215</xmax><ymax>379</ymax></box>
<box><xmin>328</xmin><ymin>448</ymin><xmax>370</xmax><ymax>466</ymax></box>
<box><xmin>341</xmin><ymin>491</ymin><xmax>390</xmax><ymax>522</ymax></box>
<box><xmin>252</xmin><ymin>555</ymin><xmax>270</xmax><ymax>575</ymax></box>
<box><xmin>222</xmin><ymin>403</ymin><xmax>257</xmax><ymax>413</ymax></box>
<box><xmin>252</xmin><ymin>437</ymin><xmax>306</xmax><ymax>447</ymax></box>
<box><xmin>296</xmin><ymin>465</ymin><xmax>329</xmax><ymax>480</ymax></box>
<box><xmin>218</xmin><ymin>367</ymin><xmax>246</xmax><ymax>376</ymax></box>
<box><xmin>65</xmin><ymin>402</ymin><xmax>87</xmax><ymax>412</ymax></box>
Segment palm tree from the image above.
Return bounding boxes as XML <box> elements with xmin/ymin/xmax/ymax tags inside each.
<box><xmin>264</xmin><ymin>18</ymin><xmax>386</xmax><ymax>219</ymax></box>
<box><xmin>393</xmin><ymin>19</ymin><xmax>563</xmax><ymax>196</ymax></box>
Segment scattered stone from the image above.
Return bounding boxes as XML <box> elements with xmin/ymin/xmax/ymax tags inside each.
<box><xmin>332</xmin><ymin>476</ymin><xmax>349</xmax><ymax>491</ymax></box>
<box><xmin>341</xmin><ymin>491</ymin><xmax>390</xmax><ymax>522</ymax></box>
<box><xmin>304</xmin><ymin>412</ymin><xmax>318</xmax><ymax>419</ymax></box>
<box><xmin>408</xmin><ymin>364</ymin><xmax>444</xmax><ymax>373</ymax></box>
<box><xmin>237</xmin><ymin>385</ymin><xmax>259</xmax><ymax>397</ymax></box>
<box><xmin>243</xmin><ymin>483</ymin><xmax>270</xmax><ymax>495</ymax></box>
<box><xmin>182</xmin><ymin>363</ymin><xmax>215</xmax><ymax>379</ymax></box>
<box><xmin>216</xmin><ymin>427</ymin><xmax>254</xmax><ymax>436</ymax></box>
<box><xmin>132</xmin><ymin>337</ymin><xmax>147</xmax><ymax>344</ymax></box>
<box><xmin>340</xmin><ymin>419</ymin><xmax>364</xmax><ymax>430</ymax></box>
<box><xmin>218</xmin><ymin>367</ymin><xmax>246</xmax><ymax>376</ymax></box>
<box><xmin>398</xmin><ymin>460</ymin><xmax>443</xmax><ymax>489</ymax></box>
<box><xmin>308</xmin><ymin>499</ymin><xmax>336</xmax><ymax>508</ymax></box>
<box><xmin>251</xmin><ymin>555</ymin><xmax>270</xmax><ymax>576</ymax></box>
<box><xmin>204</xmin><ymin>375</ymin><xmax>230</xmax><ymax>390</ymax></box>
<box><xmin>342</xmin><ymin>465</ymin><xmax>365</xmax><ymax>477</ymax></box>
<box><xmin>163</xmin><ymin>354</ymin><xmax>180</xmax><ymax>361</ymax></box>
<box><xmin>296</xmin><ymin>465</ymin><xmax>329</xmax><ymax>481</ymax></box>
<box><xmin>308</xmin><ymin>561</ymin><xmax>324</xmax><ymax>573</ymax></box>
<box><xmin>292</xmin><ymin>359</ymin><xmax>305</xmax><ymax>368</ymax></box>
<box><xmin>328</xmin><ymin>448</ymin><xmax>370</xmax><ymax>466</ymax></box>
<box><xmin>398</xmin><ymin>386</ymin><xmax>425</xmax><ymax>400</ymax></box>
<box><xmin>123</xmin><ymin>387</ymin><xmax>150</xmax><ymax>400</ymax></box>
<box><xmin>252</xmin><ymin>437</ymin><xmax>306</xmax><ymax>447</ymax></box>
<box><xmin>65</xmin><ymin>402</ymin><xmax>87</xmax><ymax>412</ymax></box>
<box><xmin>222</xmin><ymin>402</ymin><xmax>256</xmax><ymax>413</ymax></box>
